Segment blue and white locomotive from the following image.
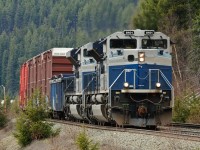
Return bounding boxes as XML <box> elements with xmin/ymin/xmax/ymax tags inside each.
<box><xmin>50</xmin><ymin>29</ymin><xmax>174</xmax><ymax>127</ymax></box>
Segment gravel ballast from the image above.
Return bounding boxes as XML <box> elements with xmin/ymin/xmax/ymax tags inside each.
<box><xmin>53</xmin><ymin>123</ymin><xmax>200</xmax><ymax>150</ymax></box>
<box><xmin>0</xmin><ymin>121</ymin><xmax>199</xmax><ymax>150</ymax></box>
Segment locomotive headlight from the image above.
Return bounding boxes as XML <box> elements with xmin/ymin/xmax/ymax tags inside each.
<box><xmin>156</xmin><ymin>82</ymin><xmax>161</xmax><ymax>88</ymax></box>
<box><xmin>139</xmin><ymin>57</ymin><xmax>145</xmax><ymax>62</ymax></box>
<box><xmin>139</xmin><ymin>52</ymin><xmax>145</xmax><ymax>62</ymax></box>
<box><xmin>123</xmin><ymin>82</ymin><xmax>129</xmax><ymax>88</ymax></box>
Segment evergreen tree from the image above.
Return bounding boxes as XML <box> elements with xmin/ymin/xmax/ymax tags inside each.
<box><xmin>0</xmin><ymin>0</ymin><xmax>137</xmax><ymax>96</ymax></box>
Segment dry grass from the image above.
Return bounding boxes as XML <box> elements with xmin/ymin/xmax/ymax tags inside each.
<box><xmin>100</xmin><ymin>139</ymin><xmax>131</xmax><ymax>150</ymax></box>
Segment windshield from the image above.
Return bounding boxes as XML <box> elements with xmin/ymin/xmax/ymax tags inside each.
<box><xmin>142</xmin><ymin>39</ymin><xmax>167</xmax><ymax>49</ymax></box>
<box><xmin>110</xmin><ymin>39</ymin><xmax>137</xmax><ymax>49</ymax></box>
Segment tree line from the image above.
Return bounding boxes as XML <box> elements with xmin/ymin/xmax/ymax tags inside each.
<box><xmin>0</xmin><ymin>0</ymin><xmax>137</xmax><ymax>96</ymax></box>
<box><xmin>133</xmin><ymin>0</ymin><xmax>200</xmax><ymax>95</ymax></box>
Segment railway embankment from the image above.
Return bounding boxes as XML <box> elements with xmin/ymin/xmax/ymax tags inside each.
<box><xmin>0</xmin><ymin>119</ymin><xmax>200</xmax><ymax>150</ymax></box>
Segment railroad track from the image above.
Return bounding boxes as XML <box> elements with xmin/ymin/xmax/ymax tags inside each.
<box><xmin>158</xmin><ymin>122</ymin><xmax>200</xmax><ymax>140</ymax></box>
<box><xmin>159</xmin><ymin>126</ymin><xmax>200</xmax><ymax>139</ymax></box>
<box><xmin>47</xmin><ymin>119</ymin><xmax>200</xmax><ymax>142</ymax></box>
<box><xmin>170</xmin><ymin>122</ymin><xmax>200</xmax><ymax>129</ymax></box>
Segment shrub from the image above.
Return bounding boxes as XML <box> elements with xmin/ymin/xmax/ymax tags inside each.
<box><xmin>186</xmin><ymin>95</ymin><xmax>200</xmax><ymax>123</ymax></box>
<box><xmin>14</xmin><ymin>91</ymin><xmax>60</xmax><ymax>147</ymax></box>
<box><xmin>0</xmin><ymin>108</ymin><xmax>7</xmax><ymax>128</ymax></box>
<box><xmin>14</xmin><ymin>115</ymin><xmax>32</xmax><ymax>146</ymax></box>
<box><xmin>76</xmin><ymin>129</ymin><xmax>99</xmax><ymax>150</ymax></box>
<box><xmin>173</xmin><ymin>92</ymin><xmax>200</xmax><ymax>123</ymax></box>
<box><xmin>30</xmin><ymin>121</ymin><xmax>58</xmax><ymax>139</ymax></box>
<box><xmin>173</xmin><ymin>98</ymin><xmax>190</xmax><ymax>123</ymax></box>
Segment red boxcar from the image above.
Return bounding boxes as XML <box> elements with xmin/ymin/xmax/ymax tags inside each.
<box><xmin>19</xmin><ymin>48</ymin><xmax>73</xmax><ymax>107</ymax></box>
<box><xmin>19</xmin><ymin>64</ymin><xmax>28</xmax><ymax>106</ymax></box>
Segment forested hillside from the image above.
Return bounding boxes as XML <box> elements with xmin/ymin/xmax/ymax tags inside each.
<box><xmin>133</xmin><ymin>0</ymin><xmax>200</xmax><ymax>123</ymax></box>
<box><xmin>133</xmin><ymin>0</ymin><xmax>200</xmax><ymax>96</ymax></box>
<box><xmin>0</xmin><ymin>0</ymin><xmax>137</xmax><ymax>95</ymax></box>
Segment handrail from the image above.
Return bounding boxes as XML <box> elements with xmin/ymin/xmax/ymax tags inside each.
<box><xmin>109</xmin><ymin>69</ymin><xmax>137</xmax><ymax>106</ymax></box>
<box><xmin>82</xmin><ymin>72</ymin><xmax>96</xmax><ymax>119</ymax></box>
<box><xmin>159</xmin><ymin>70</ymin><xmax>173</xmax><ymax>89</ymax></box>
<box><xmin>110</xmin><ymin>69</ymin><xmax>173</xmax><ymax>90</ymax></box>
<box><xmin>82</xmin><ymin>72</ymin><xmax>96</xmax><ymax>93</ymax></box>
<box><xmin>109</xmin><ymin>69</ymin><xmax>125</xmax><ymax>107</ymax></box>
<box><xmin>149</xmin><ymin>69</ymin><xmax>173</xmax><ymax>90</ymax></box>
<box><xmin>66</xmin><ymin>78</ymin><xmax>74</xmax><ymax>90</ymax></box>
<box><xmin>159</xmin><ymin>70</ymin><xmax>174</xmax><ymax>106</ymax></box>
<box><xmin>125</xmin><ymin>69</ymin><xmax>137</xmax><ymax>89</ymax></box>
<box><xmin>149</xmin><ymin>69</ymin><xmax>160</xmax><ymax>89</ymax></box>
<box><xmin>108</xmin><ymin>68</ymin><xmax>174</xmax><ymax>107</ymax></box>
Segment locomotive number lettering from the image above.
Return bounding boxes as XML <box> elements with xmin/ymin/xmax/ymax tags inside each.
<box><xmin>124</xmin><ymin>30</ymin><xmax>134</xmax><ymax>35</ymax></box>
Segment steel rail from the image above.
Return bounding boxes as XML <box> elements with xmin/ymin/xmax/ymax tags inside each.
<box><xmin>170</xmin><ymin>122</ymin><xmax>200</xmax><ymax>129</ymax></box>
<box><xmin>47</xmin><ymin>119</ymin><xmax>200</xmax><ymax>142</ymax></box>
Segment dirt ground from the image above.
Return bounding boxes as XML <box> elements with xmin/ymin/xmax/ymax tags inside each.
<box><xmin>0</xmin><ymin>120</ymin><xmax>20</xmax><ymax>150</ymax></box>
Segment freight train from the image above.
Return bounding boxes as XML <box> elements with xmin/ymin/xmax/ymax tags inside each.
<box><xmin>19</xmin><ymin>48</ymin><xmax>73</xmax><ymax>106</ymax></box>
<box><xmin>49</xmin><ymin>29</ymin><xmax>174</xmax><ymax>127</ymax></box>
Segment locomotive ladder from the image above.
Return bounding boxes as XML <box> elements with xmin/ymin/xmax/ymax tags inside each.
<box><xmin>81</xmin><ymin>72</ymin><xmax>97</xmax><ymax>106</ymax></box>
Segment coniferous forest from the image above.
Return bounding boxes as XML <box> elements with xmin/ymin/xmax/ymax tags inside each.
<box><xmin>0</xmin><ymin>0</ymin><xmax>200</xmax><ymax>102</ymax></box>
<box><xmin>133</xmin><ymin>0</ymin><xmax>200</xmax><ymax>96</ymax></box>
<box><xmin>0</xmin><ymin>0</ymin><xmax>137</xmax><ymax>95</ymax></box>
